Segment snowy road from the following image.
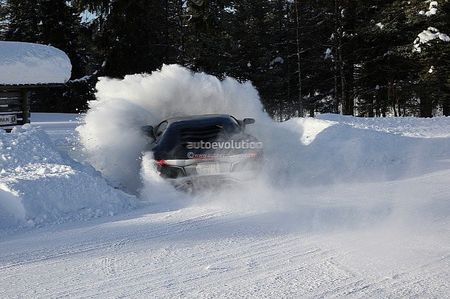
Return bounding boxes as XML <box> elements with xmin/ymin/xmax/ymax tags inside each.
<box><xmin>1</xmin><ymin>195</ymin><xmax>449</xmax><ymax>298</ymax></box>
<box><xmin>1</xmin><ymin>113</ymin><xmax>450</xmax><ymax>298</ymax></box>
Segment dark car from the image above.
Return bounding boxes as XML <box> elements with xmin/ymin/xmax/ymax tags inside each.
<box><xmin>142</xmin><ymin>114</ymin><xmax>263</xmax><ymax>191</ymax></box>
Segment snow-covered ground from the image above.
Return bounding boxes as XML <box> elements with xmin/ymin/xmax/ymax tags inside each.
<box><xmin>1</xmin><ymin>110</ymin><xmax>449</xmax><ymax>298</ymax></box>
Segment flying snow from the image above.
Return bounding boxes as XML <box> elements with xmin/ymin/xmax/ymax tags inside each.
<box><xmin>77</xmin><ymin>64</ymin><xmax>272</xmax><ymax>193</ymax></box>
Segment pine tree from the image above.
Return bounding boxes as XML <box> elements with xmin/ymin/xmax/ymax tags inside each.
<box><xmin>3</xmin><ymin>0</ymin><xmax>450</xmax><ymax>116</ymax></box>
<box><xmin>292</xmin><ymin>0</ymin><xmax>335</xmax><ymax>116</ymax></box>
<box><xmin>184</xmin><ymin>0</ymin><xmax>235</xmax><ymax>76</ymax></box>
<box><xmin>0</xmin><ymin>0</ymin><xmax>9</xmax><ymax>39</ymax></box>
<box><xmin>165</xmin><ymin>0</ymin><xmax>189</xmax><ymax>64</ymax></box>
<box><xmin>103</xmin><ymin>0</ymin><xmax>167</xmax><ymax>77</ymax></box>
<box><xmin>4</xmin><ymin>0</ymin><xmax>40</xmax><ymax>42</ymax></box>
<box><xmin>38</xmin><ymin>0</ymin><xmax>86</xmax><ymax>78</ymax></box>
<box><xmin>411</xmin><ymin>0</ymin><xmax>450</xmax><ymax>116</ymax></box>
<box><xmin>354</xmin><ymin>0</ymin><xmax>417</xmax><ymax>117</ymax></box>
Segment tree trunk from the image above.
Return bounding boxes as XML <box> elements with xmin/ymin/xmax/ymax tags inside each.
<box><xmin>334</xmin><ymin>65</ymin><xmax>340</xmax><ymax>113</ymax></box>
<box><xmin>342</xmin><ymin>62</ymin><xmax>354</xmax><ymax>115</ymax></box>
<box><xmin>295</xmin><ymin>0</ymin><xmax>304</xmax><ymax>117</ymax></box>
<box><xmin>443</xmin><ymin>94</ymin><xmax>450</xmax><ymax>116</ymax></box>
<box><xmin>334</xmin><ymin>0</ymin><xmax>341</xmax><ymax>114</ymax></box>
<box><xmin>420</xmin><ymin>97</ymin><xmax>433</xmax><ymax>117</ymax></box>
<box><xmin>341</xmin><ymin>0</ymin><xmax>354</xmax><ymax>116</ymax></box>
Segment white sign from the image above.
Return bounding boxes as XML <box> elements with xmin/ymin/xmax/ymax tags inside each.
<box><xmin>0</xmin><ymin>114</ymin><xmax>17</xmax><ymax>126</ymax></box>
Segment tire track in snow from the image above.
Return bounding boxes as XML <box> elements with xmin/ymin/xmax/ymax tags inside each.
<box><xmin>0</xmin><ymin>211</ymin><xmax>236</xmax><ymax>298</ymax></box>
<box><xmin>0</xmin><ymin>211</ymin><xmax>227</xmax><ymax>298</ymax></box>
<box><xmin>46</xmin><ymin>231</ymin><xmax>317</xmax><ymax>298</ymax></box>
<box><xmin>0</xmin><ymin>212</ymin><xmax>221</xmax><ymax>271</ymax></box>
<box><xmin>117</xmin><ymin>237</ymin><xmax>333</xmax><ymax>298</ymax></box>
<box><xmin>311</xmin><ymin>252</ymin><xmax>450</xmax><ymax>298</ymax></box>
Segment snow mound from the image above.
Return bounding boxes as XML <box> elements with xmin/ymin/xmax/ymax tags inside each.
<box><xmin>0</xmin><ymin>41</ymin><xmax>71</xmax><ymax>85</ymax></box>
<box><xmin>0</xmin><ymin>126</ymin><xmax>135</xmax><ymax>230</ymax></box>
<box><xmin>318</xmin><ymin>114</ymin><xmax>450</xmax><ymax>138</ymax></box>
<box><xmin>275</xmin><ymin>117</ymin><xmax>450</xmax><ymax>184</ymax></box>
<box><xmin>77</xmin><ymin>64</ymin><xmax>272</xmax><ymax>193</ymax></box>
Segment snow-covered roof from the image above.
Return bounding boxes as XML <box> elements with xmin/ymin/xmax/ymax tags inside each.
<box><xmin>0</xmin><ymin>41</ymin><xmax>72</xmax><ymax>86</ymax></box>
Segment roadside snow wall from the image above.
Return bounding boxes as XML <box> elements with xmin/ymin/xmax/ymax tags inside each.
<box><xmin>0</xmin><ymin>126</ymin><xmax>135</xmax><ymax>230</ymax></box>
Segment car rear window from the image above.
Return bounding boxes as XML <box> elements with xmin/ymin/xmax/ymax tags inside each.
<box><xmin>152</xmin><ymin>117</ymin><xmax>244</xmax><ymax>159</ymax></box>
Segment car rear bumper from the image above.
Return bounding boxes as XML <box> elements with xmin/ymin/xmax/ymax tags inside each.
<box><xmin>167</xmin><ymin>170</ymin><xmax>257</xmax><ymax>191</ymax></box>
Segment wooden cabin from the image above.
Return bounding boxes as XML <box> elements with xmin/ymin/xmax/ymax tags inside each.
<box><xmin>0</xmin><ymin>41</ymin><xmax>71</xmax><ymax>131</ymax></box>
<box><xmin>0</xmin><ymin>84</ymin><xmax>66</xmax><ymax>131</ymax></box>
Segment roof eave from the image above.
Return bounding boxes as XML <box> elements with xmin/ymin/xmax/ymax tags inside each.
<box><xmin>0</xmin><ymin>83</ymin><xmax>66</xmax><ymax>90</ymax></box>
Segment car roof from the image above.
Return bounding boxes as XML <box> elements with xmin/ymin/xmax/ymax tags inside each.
<box><xmin>163</xmin><ymin>114</ymin><xmax>235</xmax><ymax>124</ymax></box>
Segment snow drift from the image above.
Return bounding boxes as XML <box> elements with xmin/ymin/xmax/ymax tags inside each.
<box><xmin>0</xmin><ymin>126</ymin><xmax>134</xmax><ymax>230</ymax></box>
<box><xmin>272</xmin><ymin>117</ymin><xmax>450</xmax><ymax>185</ymax></box>
<box><xmin>0</xmin><ymin>41</ymin><xmax>71</xmax><ymax>85</ymax></box>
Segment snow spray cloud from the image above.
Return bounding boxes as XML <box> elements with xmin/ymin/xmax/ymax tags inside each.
<box><xmin>76</xmin><ymin>64</ymin><xmax>449</xmax><ymax>231</ymax></box>
<box><xmin>77</xmin><ymin>64</ymin><xmax>274</xmax><ymax>193</ymax></box>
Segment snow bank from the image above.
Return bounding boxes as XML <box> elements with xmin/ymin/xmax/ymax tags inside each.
<box><xmin>318</xmin><ymin>113</ymin><xmax>450</xmax><ymax>138</ymax></box>
<box><xmin>273</xmin><ymin>117</ymin><xmax>450</xmax><ymax>185</ymax></box>
<box><xmin>0</xmin><ymin>41</ymin><xmax>71</xmax><ymax>85</ymax></box>
<box><xmin>0</xmin><ymin>126</ymin><xmax>135</xmax><ymax>230</ymax></box>
<box><xmin>77</xmin><ymin>64</ymin><xmax>273</xmax><ymax>193</ymax></box>
<box><xmin>0</xmin><ymin>187</ymin><xmax>25</xmax><ymax>229</ymax></box>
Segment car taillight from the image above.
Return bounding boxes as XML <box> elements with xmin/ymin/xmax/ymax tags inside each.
<box><xmin>156</xmin><ymin>159</ymin><xmax>167</xmax><ymax>166</ymax></box>
<box><xmin>247</xmin><ymin>152</ymin><xmax>258</xmax><ymax>158</ymax></box>
<box><xmin>154</xmin><ymin>160</ymin><xmax>185</xmax><ymax>178</ymax></box>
